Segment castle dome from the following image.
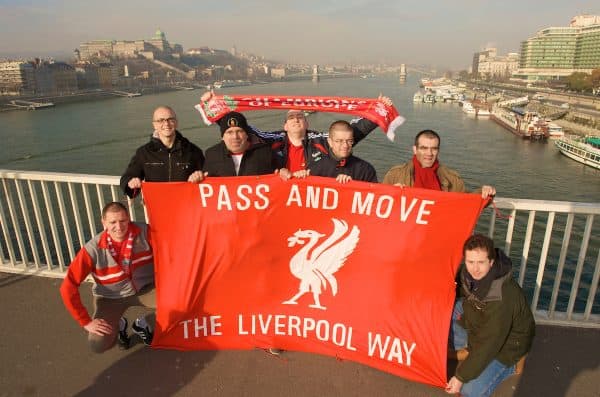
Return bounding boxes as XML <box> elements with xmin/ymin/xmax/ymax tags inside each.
<box><xmin>154</xmin><ymin>29</ymin><xmax>166</xmax><ymax>40</ymax></box>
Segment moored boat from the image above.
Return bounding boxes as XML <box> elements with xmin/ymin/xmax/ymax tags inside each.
<box><xmin>213</xmin><ymin>80</ymin><xmax>252</xmax><ymax>89</ymax></box>
<box><xmin>491</xmin><ymin>107</ymin><xmax>518</xmax><ymax>130</ymax></box>
<box><xmin>554</xmin><ymin>135</ymin><xmax>600</xmax><ymax>169</ymax></box>
<box><xmin>462</xmin><ymin>101</ymin><xmax>490</xmax><ymax>117</ymax></box>
<box><xmin>490</xmin><ymin>107</ymin><xmax>549</xmax><ymax>140</ymax></box>
<box><xmin>423</xmin><ymin>92</ymin><xmax>436</xmax><ymax>103</ymax></box>
<box><xmin>8</xmin><ymin>100</ymin><xmax>55</xmax><ymax>110</ymax></box>
<box><xmin>475</xmin><ymin>108</ymin><xmax>490</xmax><ymax>117</ymax></box>
<box><xmin>462</xmin><ymin>101</ymin><xmax>475</xmax><ymax>114</ymax></box>
<box><xmin>547</xmin><ymin>122</ymin><xmax>565</xmax><ymax>139</ymax></box>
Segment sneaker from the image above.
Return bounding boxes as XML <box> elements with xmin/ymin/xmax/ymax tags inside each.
<box><xmin>117</xmin><ymin>317</ymin><xmax>130</xmax><ymax>350</ymax></box>
<box><xmin>132</xmin><ymin>319</ymin><xmax>153</xmax><ymax>346</ymax></box>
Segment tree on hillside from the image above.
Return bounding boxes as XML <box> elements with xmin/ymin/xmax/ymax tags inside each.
<box><xmin>566</xmin><ymin>72</ymin><xmax>592</xmax><ymax>92</ymax></box>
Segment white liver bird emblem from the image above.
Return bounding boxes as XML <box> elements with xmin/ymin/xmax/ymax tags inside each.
<box><xmin>283</xmin><ymin>218</ymin><xmax>360</xmax><ymax>310</ymax></box>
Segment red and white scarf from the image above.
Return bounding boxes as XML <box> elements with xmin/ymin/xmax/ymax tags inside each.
<box><xmin>195</xmin><ymin>94</ymin><xmax>405</xmax><ymax>141</ymax></box>
<box><xmin>106</xmin><ymin>226</ymin><xmax>137</xmax><ymax>278</ymax></box>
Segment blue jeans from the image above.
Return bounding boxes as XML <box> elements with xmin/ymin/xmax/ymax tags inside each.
<box><xmin>449</xmin><ymin>299</ymin><xmax>468</xmax><ymax>350</ymax></box>
<box><xmin>449</xmin><ymin>299</ymin><xmax>516</xmax><ymax>397</ymax></box>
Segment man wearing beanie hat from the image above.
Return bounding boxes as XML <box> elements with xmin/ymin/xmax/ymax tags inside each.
<box><xmin>200</xmin><ymin>92</ymin><xmax>393</xmax><ymax>177</ymax></box>
<box><xmin>203</xmin><ymin>111</ymin><xmax>288</xmax><ymax>357</ymax></box>
<box><xmin>203</xmin><ymin>111</ymin><xmax>279</xmax><ymax>177</ymax></box>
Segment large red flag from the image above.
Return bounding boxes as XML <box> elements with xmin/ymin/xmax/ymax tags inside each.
<box><xmin>142</xmin><ymin>176</ymin><xmax>486</xmax><ymax>388</ymax></box>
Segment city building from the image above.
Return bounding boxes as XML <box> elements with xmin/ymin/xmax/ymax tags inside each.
<box><xmin>185</xmin><ymin>47</ymin><xmax>231</xmax><ymax>58</ymax></box>
<box><xmin>146</xmin><ymin>29</ymin><xmax>170</xmax><ymax>55</ymax></box>
<box><xmin>472</xmin><ymin>48</ymin><xmax>497</xmax><ymax>77</ymax></box>
<box><xmin>113</xmin><ymin>40</ymin><xmax>150</xmax><ymax>58</ymax></box>
<box><xmin>478</xmin><ymin>51</ymin><xmax>520</xmax><ymax>79</ymax></box>
<box><xmin>79</xmin><ymin>29</ymin><xmax>183</xmax><ymax>61</ymax></box>
<box><xmin>32</xmin><ymin>60</ymin><xmax>78</xmax><ymax>95</ymax></box>
<box><xmin>0</xmin><ymin>60</ymin><xmax>36</xmax><ymax>95</ymax></box>
<box><xmin>75</xmin><ymin>63</ymin><xmax>118</xmax><ymax>90</ymax></box>
<box><xmin>186</xmin><ymin>47</ymin><xmax>214</xmax><ymax>56</ymax></box>
<box><xmin>513</xmin><ymin>15</ymin><xmax>600</xmax><ymax>81</ymax></box>
<box><xmin>203</xmin><ymin>65</ymin><xmax>225</xmax><ymax>81</ymax></box>
<box><xmin>270</xmin><ymin>68</ymin><xmax>287</xmax><ymax>79</ymax></box>
<box><xmin>472</xmin><ymin>48</ymin><xmax>520</xmax><ymax>79</ymax></box>
<box><xmin>79</xmin><ymin>40</ymin><xmax>114</xmax><ymax>61</ymax></box>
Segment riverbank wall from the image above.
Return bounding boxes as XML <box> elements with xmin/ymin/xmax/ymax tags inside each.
<box><xmin>0</xmin><ymin>85</ymin><xmax>194</xmax><ymax>112</ymax></box>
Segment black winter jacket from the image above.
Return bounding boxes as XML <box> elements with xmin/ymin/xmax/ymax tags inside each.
<box><xmin>120</xmin><ymin>131</ymin><xmax>205</xmax><ymax>197</ymax></box>
<box><xmin>252</xmin><ymin>118</ymin><xmax>378</xmax><ymax>170</ymax></box>
<box><xmin>203</xmin><ymin>141</ymin><xmax>276</xmax><ymax>177</ymax></box>
<box><xmin>456</xmin><ymin>249</ymin><xmax>535</xmax><ymax>383</ymax></box>
<box><xmin>309</xmin><ymin>150</ymin><xmax>377</xmax><ymax>182</ymax></box>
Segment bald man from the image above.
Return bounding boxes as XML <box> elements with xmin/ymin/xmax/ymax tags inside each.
<box><xmin>120</xmin><ymin>106</ymin><xmax>205</xmax><ymax>198</ymax></box>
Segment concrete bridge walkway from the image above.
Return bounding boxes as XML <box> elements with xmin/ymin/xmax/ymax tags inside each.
<box><xmin>1</xmin><ymin>272</ymin><xmax>598</xmax><ymax>397</ymax></box>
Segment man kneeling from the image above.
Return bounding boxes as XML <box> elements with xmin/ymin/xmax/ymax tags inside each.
<box><xmin>60</xmin><ymin>202</ymin><xmax>155</xmax><ymax>352</ymax></box>
<box><xmin>446</xmin><ymin>234</ymin><xmax>535</xmax><ymax>397</ymax></box>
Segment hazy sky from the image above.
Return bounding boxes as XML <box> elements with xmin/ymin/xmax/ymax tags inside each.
<box><xmin>1</xmin><ymin>0</ymin><xmax>599</xmax><ymax>69</ymax></box>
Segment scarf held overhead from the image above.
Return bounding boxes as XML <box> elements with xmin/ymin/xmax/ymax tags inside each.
<box><xmin>195</xmin><ymin>95</ymin><xmax>405</xmax><ymax>141</ymax></box>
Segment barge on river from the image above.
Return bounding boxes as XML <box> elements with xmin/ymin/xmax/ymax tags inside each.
<box><xmin>490</xmin><ymin>107</ymin><xmax>549</xmax><ymax>140</ymax></box>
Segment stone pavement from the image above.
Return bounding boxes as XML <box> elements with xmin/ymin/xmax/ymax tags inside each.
<box><xmin>1</xmin><ymin>272</ymin><xmax>598</xmax><ymax>397</ymax></box>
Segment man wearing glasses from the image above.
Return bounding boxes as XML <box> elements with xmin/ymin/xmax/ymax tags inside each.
<box><xmin>266</xmin><ymin>96</ymin><xmax>392</xmax><ymax>174</ymax></box>
<box><xmin>308</xmin><ymin>120</ymin><xmax>377</xmax><ymax>183</ymax></box>
<box><xmin>199</xmin><ymin>92</ymin><xmax>392</xmax><ymax>176</ymax></box>
<box><xmin>120</xmin><ymin>106</ymin><xmax>205</xmax><ymax>198</ymax></box>
<box><xmin>382</xmin><ymin>129</ymin><xmax>495</xmax><ymax>198</ymax></box>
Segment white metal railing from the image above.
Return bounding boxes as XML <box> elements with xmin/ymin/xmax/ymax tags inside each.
<box><xmin>0</xmin><ymin>170</ymin><xmax>145</xmax><ymax>275</ymax></box>
<box><xmin>1</xmin><ymin>169</ymin><xmax>599</xmax><ymax>329</ymax></box>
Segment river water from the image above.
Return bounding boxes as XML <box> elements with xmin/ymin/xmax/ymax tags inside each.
<box><xmin>1</xmin><ymin>75</ymin><xmax>598</xmax><ymax>312</ymax></box>
<box><xmin>1</xmin><ymin>75</ymin><xmax>599</xmax><ymax>202</ymax></box>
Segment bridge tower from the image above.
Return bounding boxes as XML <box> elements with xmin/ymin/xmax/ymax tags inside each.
<box><xmin>312</xmin><ymin>64</ymin><xmax>320</xmax><ymax>83</ymax></box>
<box><xmin>399</xmin><ymin>64</ymin><xmax>407</xmax><ymax>83</ymax></box>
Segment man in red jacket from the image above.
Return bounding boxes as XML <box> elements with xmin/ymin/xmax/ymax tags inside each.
<box><xmin>60</xmin><ymin>202</ymin><xmax>155</xmax><ymax>352</ymax></box>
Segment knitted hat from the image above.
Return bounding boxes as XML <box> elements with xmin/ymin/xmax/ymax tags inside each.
<box><xmin>218</xmin><ymin>112</ymin><xmax>250</xmax><ymax>136</ymax></box>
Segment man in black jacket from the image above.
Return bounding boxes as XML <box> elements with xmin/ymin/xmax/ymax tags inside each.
<box><xmin>308</xmin><ymin>120</ymin><xmax>377</xmax><ymax>183</ymax></box>
<box><xmin>203</xmin><ymin>111</ymin><xmax>277</xmax><ymax>177</ymax></box>
<box><xmin>120</xmin><ymin>106</ymin><xmax>205</xmax><ymax>198</ymax></box>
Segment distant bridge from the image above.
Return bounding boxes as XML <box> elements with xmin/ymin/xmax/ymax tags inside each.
<box><xmin>284</xmin><ymin>71</ymin><xmax>356</xmax><ymax>78</ymax></box>
<box><xmin>405</xmin><ymin>66</ymin><xmax>436</xmax><ymax>76</ymax></box>
<box><xmin>281</xmin><ymin>66</ymin><xmax>436</xmax><ymax>80</ymax></box>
